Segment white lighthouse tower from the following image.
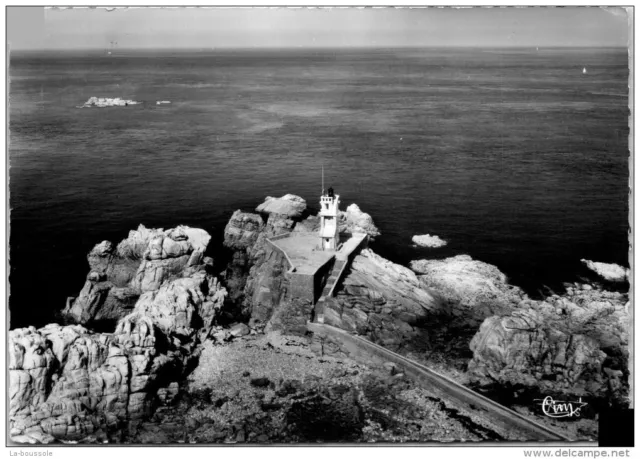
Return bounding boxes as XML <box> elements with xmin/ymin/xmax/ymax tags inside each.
<box><xmin>318</xmin><ymin>165</ymin><xmax>340</xmax><ymax>251</ymax></box>
<box><xmin>319</xmin><ymin>188</ymin><xmax>340</xmax><ymax>251</ymax></box>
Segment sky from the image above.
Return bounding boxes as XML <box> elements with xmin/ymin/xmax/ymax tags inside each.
<box><xmin>7</xmin><ymin>6</ymin><xmax>630</xmax><ymax>50</ymax></box>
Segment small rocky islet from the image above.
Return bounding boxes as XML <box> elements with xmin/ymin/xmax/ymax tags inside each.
<box><xmin>9</xmin><ymin>194</ymin><xmax>629</xmax><ymax>444</ymax></box>
<box><xmin>77</xmin><ymin>97</ymin><xmax>172</xmax><ymax>108</ymax></box>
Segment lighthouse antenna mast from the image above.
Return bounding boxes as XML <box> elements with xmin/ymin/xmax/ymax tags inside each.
<box><xmin>322</xmin><ymin>163</ymin><xmax>324</xmax><ymax>196</ymax></box>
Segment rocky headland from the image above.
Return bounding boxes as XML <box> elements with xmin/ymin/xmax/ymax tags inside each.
<box><xmin>221</xmin><ymin>196</ymin><xmax>629</xmax><ymax>413</ymax></box>
<box><xmin>10</xmin><ymin>195</ymin><xmax>630</xmax><ymax>443</ymax></box>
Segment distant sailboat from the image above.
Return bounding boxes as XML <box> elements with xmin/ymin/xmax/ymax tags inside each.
<box><xmin>583</xmin><ymin>67</ymin><xmax>587</xmax><ymax>74</ymax></box>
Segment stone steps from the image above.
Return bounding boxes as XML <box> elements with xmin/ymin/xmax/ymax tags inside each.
<box><xmin>313</xmin><ymin>235</ymin><xmax>368</xmax><ymax>323</ymax></box>
<box><xmin>314</xmin><ymin>260</ymin><xmax>349</xmax><ymax>323</ymax></box>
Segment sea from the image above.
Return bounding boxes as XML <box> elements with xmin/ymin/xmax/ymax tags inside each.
<box><xmin>8</xmin><ymin>47</ymin><xmax>630</xmax><ymax>330</ymax></box>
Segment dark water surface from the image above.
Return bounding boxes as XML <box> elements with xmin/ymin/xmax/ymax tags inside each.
<box><xmin>9</xmin><ymin>48</ymin><xmax>630</xmax><ymax>329</ymax></box>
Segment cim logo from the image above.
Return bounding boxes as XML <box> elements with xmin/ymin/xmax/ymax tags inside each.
<box><xmin>535</xmin><ymin>396</ymin><xmax>588</xmax><ymax>418</ymax></box>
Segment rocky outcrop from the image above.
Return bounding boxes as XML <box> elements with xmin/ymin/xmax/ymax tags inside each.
<box><xmin>256</xmin><ymin>194</ymin><xmax>307</xmax><ymax>219</ymax></box>
<box><xmin>223</xmin><ymin>197</ymin><xmax>425</xmax><ymax>342</ymax></box>
<box><xmin>79</xmin><ymin>97</ymin><xmax>140</xmax><ymax>108</ymax></box>
<box><xmin>10</xmin><ymin>270</ymin><xmax>226</xmax><ymax>444</ymax></box>
<box><xmin>223</xmin><ymin>211</ymin><xmax>265</xmax><ymax>252</ymax></box>
<box><xmin>319</xmin><ymin>252</ymin><xmax>528</xmax><ymax>370</ymax></box>
<box><xmin>63</xmin><ymin>225</ymin><xmax>212</xmax><ymax>325</ymax></box>
<box><xmin>222</xmin><ymin>210</ymin><xmax>287</xmax><ymax>311</ymax></box>
<box><xmin>411</xmin><ymin>255</ymin><xmax>525</xmax><ymax>327</ymax></box>
<box><xmin>324</xmin><ymin>249</ymin><xmax>441</xmax><ymax>350</ymax></box>
<box><xmin>224</xmin><ymin>198</ymin><xmax>420</xmax><ymax>340</ymax></box>
<box><xmin>339</xmin><ymin>204</ymin><xmax>380</xmax><ymax>238</ymax></box>
<box><xmin>292</xmin><ymin>215</ymin><xmax>320</xmax><ymax>233</ymax></box>
<box><xmin>242</xmin><ymin>245</ymin><xmax>291</xmax><ymax>327</ymax></box>
<box><xmin>224</xmin><ymin>195</ymin><xmax>332</xmax><ymax>326</ymax></box>
<box><xmin>468</xmin><ymin>284</ymin><xmax>629</xmax><ymax>405</ymax></box>
<box><xmin>133</xmin><ymin>272</ymin><xmax>226</xmax><ymax>341</ymax></box>
<box><xmin>581</xmin><ymin>259</ymin><xmax>629</xmax><ymax>283</ymax></box>
<box><xmin>412</xmin><ymin>234</ymin><xmax>447</xmax><ymax>248</ymax></box>
<box><xmin>227</xmin><ymin>214</ymin><xmax>311</xmax><ymax>334</ymax></box>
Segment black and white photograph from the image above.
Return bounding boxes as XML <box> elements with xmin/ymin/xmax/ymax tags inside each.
<box><xmin>5</xmin><ymin>5</ymin><xmax>634</xmax><ymax>451</ymax></box>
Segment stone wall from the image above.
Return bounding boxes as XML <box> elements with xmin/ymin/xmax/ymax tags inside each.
<box><xmin>287</xmin><ymin>256</ymin><xmax>335</xmax><ymax>303</ymax></box>
<box><xmin>314</xmin><ymin>256</ymin><xmax>336</xmax><ymax>301</ymax></box>
<box><xmin>288</xmin><ymin>273</ymin><xmax>315</xmax><ymax>303</ymax></box>
<box><xmin>265</xmin><ymin>238</ymin><xmax>295</xmax><ymax>274</ymax></box>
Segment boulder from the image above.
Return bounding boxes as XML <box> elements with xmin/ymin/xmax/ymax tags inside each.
<box><xmin>116</xmin><ymin>225</ymin><xmax>159</xmax><ymax>259</ymax></box>
<box><xmin>324</xmin><ymin>249</ymin><xmax>440</xmax><ymax>350</ymax></box>
<box><xmin>229</xmin><ymin>323</ymin><xmax>251</xmax><ymax>338</ymax></box>
<box><xmin>581</xmin><ymin>259</ymin><xmax>629</xmax><ymax>283</ymax></box>
<box><xmin>256</xmin><ymin>194</ymin><xmax>307</xmax><ymax>218</ymax></box>
<box><xmin>91</xmin><ymin>241</ymin><xmax>114</xmax><ymax>257</ymax></box>
<box><xmin>131</xmin><ymin>255</ymin><xmax>192</xmax><ymax>292</ymax></box>
<box><xmin>132</xmin><ymin>272</ymin><xmax>226</xmax><ymax>339</ymax></box>
<box><xmin>346</xmin><ymin>249</ymin><xmax>439</xmax><ymax>316</ymax></box>
<box><xmin>264</xmin><ymin>213</ymin><xmax>296</xmax><ymax>237</ymax></box>
<box><xmin>412</xmin><ymin>234</ymin><xmax>447</xmax><ymax>248</ymax></box>
<box><xmin>223</xmin><ymin>211</ymin><xmax>265</xmax><ymax>252</ymax></box>
<box><xmin>339</xmin><ymin>204</ymin><xmax>380</xmax><ymax>238</ymax></box>
<box><xmin>175</xmin><ymin>226</ymin><xmax>211</xmax><ymax>253</ymax></box>
<box><xmin>410</xmin><ymin>255</ymin><xmax>524</xmax><ymax>326</ymax></box>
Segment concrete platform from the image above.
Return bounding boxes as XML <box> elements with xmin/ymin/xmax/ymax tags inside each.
<box><xmin>271</xmin><ymin>233</ymin><xmax>334</xmax><ymax>275</ymax></box>
<box><xmin>270</xmin><ymin>232</ymin><xmax>368</xmax><ymax>275</ymax></box>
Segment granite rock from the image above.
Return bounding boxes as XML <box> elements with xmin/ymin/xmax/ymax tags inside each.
<box><xmin>468</xmin><ymin>285</ymin><xmax>629</xmax><ymax>403</ymax></box>
<box><xmin>324</xmin><ymin>249</ymin><xmax>441</xmax><ymax>350</ymax></box>
<box><xmin>10</xmin><ymin>271</ymin><xmax>226</xmax><ymax>443</ymax></box>
<box><xmin>412</xmin><ymin>234</ymin><xmax>447</xmax><ymax>248</ymax></box>
<box><xmin>410</xmin><ymin>255</ymin><xmax>524</xmax><ymax>327</ymax></box>
<box><xmin>223</xmin><ymin>211</ymin><xmax>265</xmax><ymax>252</ymax></box>
<box><xmin>80</xmin><ymin>97</ymin><xmax>140</xmax><ymax>108</ymax></box>
<box><xmin>63</xmin><ymin>225</ymin><xmax>213</xmax><ymax>324</ymax></box>
<box><xmin>581</xmin><ymin>259</ymin><xmax>629</xmax><ymax>283</ymax></box>
<box><xmin>338</xmin><ymin>204</ymin><xmax>380</xmax><ymax>238</ymax></box>
<box><xmin>229</xmin><ymin>323</ymin><xmax>251</xmax><ymax>338</ymax></box>
<box><xmin>256</xmin><ymin>194</ymin><xmax>307</xmax><ymax>219</ymax></box>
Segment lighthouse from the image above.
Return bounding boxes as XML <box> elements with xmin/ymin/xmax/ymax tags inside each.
<box><xmin>319</xmin><ymin>186</ymin><xmax>340</xmax><ymax>251</ymax></box>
